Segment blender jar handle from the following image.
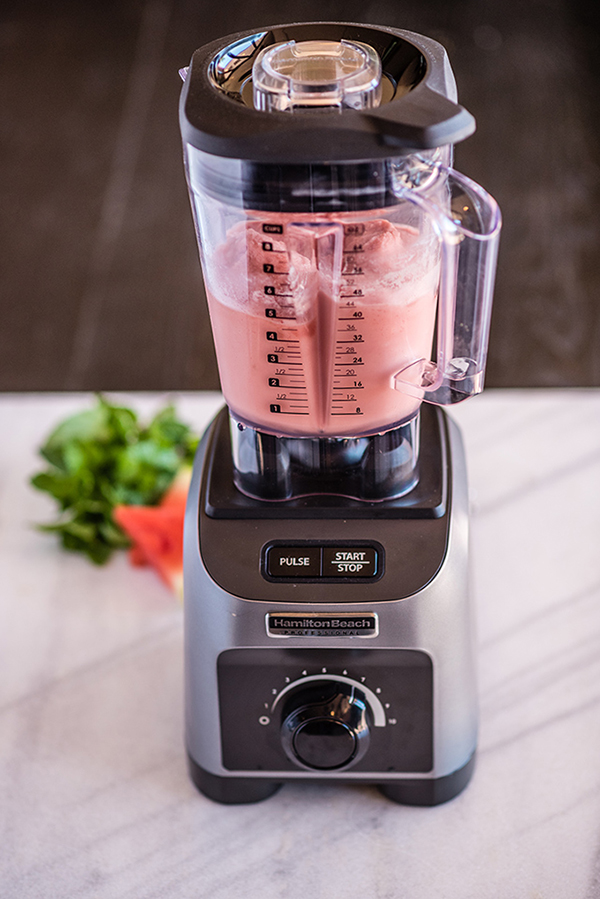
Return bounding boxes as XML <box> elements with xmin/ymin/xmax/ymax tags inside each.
<box><xmin>392</xmin><ymin>165</ymin><xmax>501</xmax><ymax>405</ymax></box>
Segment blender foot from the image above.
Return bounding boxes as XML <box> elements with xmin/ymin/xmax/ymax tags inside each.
<box><xmin>378</xmin><ymin>753</ymin><xmax>476</xmax><ymax>806</ymax></box>
<box><xmin>187</xmin><ymin>754</ymin><xmax>282</xmax><ymax>804</ymax></box>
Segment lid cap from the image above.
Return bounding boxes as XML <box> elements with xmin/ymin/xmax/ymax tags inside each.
<box><xmin>253</xmin><ymin>39</ymin><xmax>382</xmax><ymax>112</ymax></box>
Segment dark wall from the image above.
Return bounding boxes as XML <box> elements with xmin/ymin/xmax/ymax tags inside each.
<box><xmin>1</xmin><ymin>0</ymin><xmax>599</xmax><ymax>391</ymax></box>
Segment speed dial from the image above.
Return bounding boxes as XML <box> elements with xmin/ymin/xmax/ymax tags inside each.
<box><xmin>279</xmin><ymin>679</ymin><xmax>372</xmax><ymax>770</ymax></box>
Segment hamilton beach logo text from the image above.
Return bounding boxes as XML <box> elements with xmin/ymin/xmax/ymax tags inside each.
<box><xmin>267</xmin><ymin>614</ymin><xmax>378</xmax><ymax>638</ymax></box>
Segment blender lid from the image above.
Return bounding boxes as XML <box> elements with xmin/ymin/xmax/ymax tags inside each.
<box><xmin>179</xmin><ymin>22</ymin><xmax>476</xmax><ymax>161</ymax></box>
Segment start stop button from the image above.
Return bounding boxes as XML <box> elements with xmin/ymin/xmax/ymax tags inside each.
<box><xmin>323</xmin><ymin>547</ymin><xmax>377</xmax><ymax>577</ymax></box>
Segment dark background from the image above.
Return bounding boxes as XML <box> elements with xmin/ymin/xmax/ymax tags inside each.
<box><xmin>1</xmin><ymin>0</ymin><xmax>599</xmax><ymax>393</ymax></box>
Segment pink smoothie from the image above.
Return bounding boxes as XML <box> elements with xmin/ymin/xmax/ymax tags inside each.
<box><xmin>202</xmin><ymin>215</ymin><xmax>439</xmax><ymax>437</ymax></box>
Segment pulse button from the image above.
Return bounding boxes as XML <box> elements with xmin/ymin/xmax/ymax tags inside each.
<box><xmin>266</xmin><ymin>546</ymin><xmax>321</xmax><ymax>578</ymax></box>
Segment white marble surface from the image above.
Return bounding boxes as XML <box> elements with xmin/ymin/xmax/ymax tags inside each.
<box><xmin>1</xmin><ymin>389</ymin><xmax>600</xmax><ymax>899</ymax></box>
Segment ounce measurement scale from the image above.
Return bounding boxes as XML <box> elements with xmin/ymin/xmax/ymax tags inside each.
<box><xmin>332</xmin><ymin>223</ymin><xmax>368</xmax><ymax>420</ymax></box>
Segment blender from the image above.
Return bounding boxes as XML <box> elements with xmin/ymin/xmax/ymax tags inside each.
<box><xmin>179</xmin><ymin>22</ymin><xmax>501</xmax><ymax>804</ymax></box>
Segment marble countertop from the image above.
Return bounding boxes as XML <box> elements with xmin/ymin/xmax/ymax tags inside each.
<box><xmin>1</xmin><ymin>389</ymin><xmax>599</xmax><ymax>899</ymax></box>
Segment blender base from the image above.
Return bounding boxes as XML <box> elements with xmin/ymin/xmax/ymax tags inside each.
<box><xmin>187</xmin><ymin>751</ymin><xmax>476</xmax><ymax>806</ymax></box>
<box><xmin>184</xmin><ymin>405</ymin><xmax>478</xmax><ymax>809</ymax></box>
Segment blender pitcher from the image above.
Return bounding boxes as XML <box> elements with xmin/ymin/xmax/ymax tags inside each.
<box><xmin>180</xmin><ymin>23</ymin><xmax>501</xmax><ymax>501</ymax></box>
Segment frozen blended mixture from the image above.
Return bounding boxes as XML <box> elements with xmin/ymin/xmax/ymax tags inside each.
<box><xmin>202</xmin><ymin>214</ymin><xmax>439</xmax><ymax>437</ymax></box>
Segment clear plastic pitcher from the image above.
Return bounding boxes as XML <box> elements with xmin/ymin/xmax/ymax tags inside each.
<box><xmin>180</xmin><ymin>24</ymin><xmax>501</xmax><ymax>499</ymax></box>
<box><xmin>186</xmin><ymin>155</ymin><xmax>499</xmax><ymax>438</ymax></box>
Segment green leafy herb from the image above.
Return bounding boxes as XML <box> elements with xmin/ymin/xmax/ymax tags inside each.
<box><xmin>31</xmin><ymin>395</ymin><xmax>198</xmax><ymax>564</ymax></box>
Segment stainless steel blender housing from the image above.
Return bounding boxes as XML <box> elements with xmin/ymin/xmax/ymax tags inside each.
<box><xmin>184</xmin><ymin>404</ymin><xmax>476</xmax><ymax>804</ymax></box>
<box><xmin>180</xmin><ymin>22</ymin><xmax>492</xmax><ymax>804</ymax></box>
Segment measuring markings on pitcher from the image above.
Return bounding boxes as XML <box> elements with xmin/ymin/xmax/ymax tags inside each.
<box><xmin>260</xmin><ymin>227</ymin><xmax>313</xmax><ymax>418</ymax></box>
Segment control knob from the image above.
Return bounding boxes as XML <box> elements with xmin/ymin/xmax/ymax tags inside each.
<box><xmin>280</xmin><ymin>680</ymin><xmax>371</xmax><ymax>770</ymax></box>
